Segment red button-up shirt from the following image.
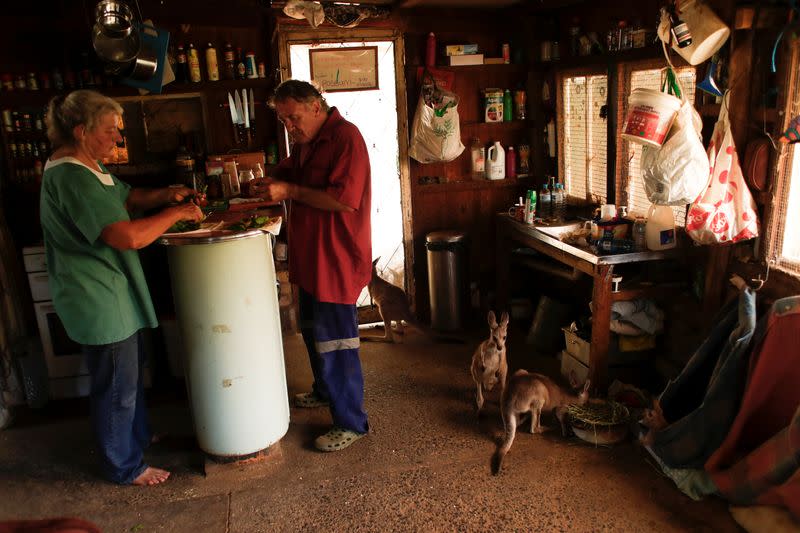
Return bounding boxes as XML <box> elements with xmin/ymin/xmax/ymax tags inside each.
<box><xmin>276</xmin><ymin>107</ymin><xmax>372</xmax><ymax>304</ymax></box>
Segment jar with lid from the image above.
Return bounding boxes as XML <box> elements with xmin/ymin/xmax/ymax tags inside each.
<box><xmin>470</xmin><ymin>137</ymin><xmax>485</xmax><ymax>180</ymax></box>
<box><xmin>238</xmin><ymin>168</ymin><xmax>255</xmax><ymax>196</ymax></box>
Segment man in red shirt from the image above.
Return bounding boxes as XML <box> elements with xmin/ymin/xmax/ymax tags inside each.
<box><xmin>250</xmin><ymin>80</ymin><xmax>371</xmax><ymax>452</ymax></box>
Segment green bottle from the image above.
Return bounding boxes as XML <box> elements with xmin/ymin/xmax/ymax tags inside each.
<box><xmin>503</xmin><ymin>89</ymin><xmax>513</xmax><ymax>122</ymax></box>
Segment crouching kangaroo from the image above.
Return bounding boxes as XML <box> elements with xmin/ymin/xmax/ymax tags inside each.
<box><xmin>362</xmin><ymin>258</ymin><xmax>461</xmax><ymax>344</ymax></box>
<box><xmin>470</xmin><ymin>311</ymin><xmax>509</xmax><ymax>414</ymax></box>
<box><xmin>491</xmin><ymin>371</ymin><xmax>590</xmax><ymax>475</ymax></box>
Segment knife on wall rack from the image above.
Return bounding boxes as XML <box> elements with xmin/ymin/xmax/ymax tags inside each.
<box><xmin>241</xmin><ymin>88</ymin><xmax>250</xmax><ymax>144</ymax></box>
<box><xmin>233</xmin><ymin>90</ymin><xmax>246</xmax><ymax>146</ymax></box>
<box><xmin>226</xmin><ymin>91</ymin><xmax>240</xmax><ymax>145</ymax></box>
<box><xmin>248</xmin><ymin>88</ymin><xmax>256</xmax><ymax>138</ymax></box>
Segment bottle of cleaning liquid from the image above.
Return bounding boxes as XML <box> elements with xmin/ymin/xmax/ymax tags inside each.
<box><xmin>486</xmin><ymin>141</ymin><xmax>506</xmax><ymax>180</ymax></box>
<box><xmin>505</xmin><ymin>146</ymin><xmax>516</xmax><ymax>179</ymax></box>
<box><xmin>645</xmin><ymin>205</ymin><xmax>676</xmax><ymax>250</ymax></box>
<box><xmin>552</xmin><ymin>183</ymin><xmax>565</xmax><ymax>221</ymax></box>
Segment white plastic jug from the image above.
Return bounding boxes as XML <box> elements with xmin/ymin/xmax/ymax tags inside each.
<box><xmin>645</xmin><ymin>205</ymin><xmax>676</xmax><ymax>250</ymax></box>
<box><xmin>486</xmin><ymin>141</ymin><xmax>505</xmax><ymax>180</ymax></box>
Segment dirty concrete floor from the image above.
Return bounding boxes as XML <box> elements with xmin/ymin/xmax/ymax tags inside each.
<box><xmin>0</xmin><ymin>327</ymin><xmax>741</xmax><ymax>532</ymax></box>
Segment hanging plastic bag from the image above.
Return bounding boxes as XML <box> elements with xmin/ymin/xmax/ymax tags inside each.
<box><xmin>641</xmin><ymin>67</ymin><xmax>709</xmax><ymax>206</ymax></box>
<box><xmin>408</xmin><ymin>73</ymin><xmax>465</xmax><ymax>163</ymax></box>
<box><xmin>686</xmin><ymin>93</ymin><xmax>759</xmax><ymax>244</ymax></box>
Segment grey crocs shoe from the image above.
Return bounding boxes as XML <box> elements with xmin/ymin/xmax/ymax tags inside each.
<box><xmin>294</xmin><ymin>392</ymin><xmax>330</xmax><ymax>408</ymax></box>
<box><xmin>314</xmin><ymin>426</ymin><xmax>366</xmax><ymax>452</ymax></box>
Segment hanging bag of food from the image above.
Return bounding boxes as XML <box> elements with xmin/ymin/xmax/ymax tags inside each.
<box><xmin>639</xmin><ymin>65</ymin><xmax>709</xmax><ymax>206</ymax></box>
<box><xmin>408</xmin><ymin>72</ymin><xmax>465</xmax><ymax>163</ymax></box>
<box><xmin>686</xmin><ymin>92</ymin><xmax>759</xmax><ymax>244</ymax></box>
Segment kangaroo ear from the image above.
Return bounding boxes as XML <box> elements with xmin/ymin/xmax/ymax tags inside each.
<box><xmin>568</xmin><ymin>370</ymin><xmax>579</xmax><ymax>389</ymax></box>
<box><xmin>372</xmin><ymin>257</ymin><xmax>380</xmax><ymax>267</ymax></box>
<box><xmin>500</xmin><ymin>311</ymin><xmax>510</xmax><ymax>326</ymax></box>
<box><xmin>487</xmin><ymin>310</ymin><xmax>497</xmax><ymax>326</ymax></box>
<box><xmin>583</xmin><ymin>380</ymin><xmax>591</xmax><ymax>393</ymax></box>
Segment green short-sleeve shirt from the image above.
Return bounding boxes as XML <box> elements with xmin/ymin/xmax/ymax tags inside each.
<box><xmin>39</xmin><ymin>157</ymin><xmax>158</xmax><ymax>345</ymax></box>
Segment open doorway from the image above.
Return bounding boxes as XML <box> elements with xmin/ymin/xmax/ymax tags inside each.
<box><xmin>278</xmin><ymin>28</ymin><xmax>411</xmax><ymax>313</ymax></box>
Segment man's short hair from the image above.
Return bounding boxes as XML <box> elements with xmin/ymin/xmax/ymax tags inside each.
<box><xmin>269</xmin><ymin>80</ymin><xmax>330</xmax><ymax>111</ymax></box>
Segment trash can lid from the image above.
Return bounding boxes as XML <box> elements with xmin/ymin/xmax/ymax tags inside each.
<box><xmin>426</xmin><ymin>230</ymin><xmax>467</xmax><ymax>244</ymax></box>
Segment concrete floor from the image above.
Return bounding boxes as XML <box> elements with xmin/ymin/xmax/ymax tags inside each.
<box><xmin>0</xmin><ymin>327</ymin><xmax>741</xmax><ymax>532</ymax></box>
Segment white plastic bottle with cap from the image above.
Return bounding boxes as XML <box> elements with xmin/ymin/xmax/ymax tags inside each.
<box><xmin>645</xmin><ymin>205</ymin><xmax>676</xmax><ymax>250</ymax></box>
<box><xmin>486</xmin><ymin>141</ymin><xmax>506</xmax><ymax>180</ymax></box>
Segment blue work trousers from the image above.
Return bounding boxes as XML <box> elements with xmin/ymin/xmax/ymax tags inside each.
<box><xmin>83</xmin><ymin>330</ymin><xmax>150</xmax><ymax>484</ymax></box>
<box><xmin>299</xmin><ymin>288</ymin><xmax>369</xmax><ymax>434</ymax></box>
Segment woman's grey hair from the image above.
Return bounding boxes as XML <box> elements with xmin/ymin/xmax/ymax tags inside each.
<box><xmin>269</xmin><ymin>80</ymin><xmax>329</xmax><ymax>112</ymax></box>
<box><xmin>45</xmin><ymin>90</ymin><xmax>123</xmax><ymax>149</ymax></box>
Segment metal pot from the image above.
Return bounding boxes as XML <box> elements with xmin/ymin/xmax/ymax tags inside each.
<box><xmin>94</xmin><ymin>0</ymin><xmax>134</xmax><ymax>38</ymax></box>
<box><xmin>123</xmin><ymin>39</ymin><xmax>158</xmax><ymax>81</ymax></box>
<box><xmin>93</xmin><ymin>21</ymin><xmax>140</xmax><ymax>64</ymax></box>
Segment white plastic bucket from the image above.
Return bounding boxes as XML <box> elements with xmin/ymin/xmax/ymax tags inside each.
<box><xmin>645</xmin><ymin>204</ymin><xmax>676</xmax><ymax>250</ymax></box>
<box><xmin>622</xmin><ymin>89</ymin><xmax>682</xmax><ymax>148</ymax></box>
<box><xmin>671</xmin><ymin>0</ymin><xmax>730</xmax><ymax>66</ymax></box>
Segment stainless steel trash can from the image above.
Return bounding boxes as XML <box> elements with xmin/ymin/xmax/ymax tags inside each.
<box><xmin>426</xmin><ymin>230</ymin><xmax>468</xmax><ymax>331</ymax></box>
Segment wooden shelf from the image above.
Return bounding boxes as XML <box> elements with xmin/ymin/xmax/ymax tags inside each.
<box><xmin>0</xmin><ymin>78</ymin><xmax>273</xmax><ymax>106</ymax></box>
<box><xmin>417</xmin><ymin>177</ymin><xmax>534</xmax><ymax>192</ymax></box>
<box><xmin>532</xmin><ymin>45</ymin><xmax>682</xmax><ymax>71</ymax></box>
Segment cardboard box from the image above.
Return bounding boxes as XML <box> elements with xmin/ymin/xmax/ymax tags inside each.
<box><xmin>562</xmin><ymin>327</ymin><xmax>652</xmax><ymax>366</ymax></box>
<box><xmin>483</xmin><ymin>57</ymin><xmax>505</xmax><ymax>65</ymax></box>
<box><xmin>448</xmin><ymin>54</ymin><xmax>484</xmax><ymax>66</ymax></box>
<box><xmin>445</xmin><ymin>44</ymin><xmax>479</xmax><ymax>56</ymax></box>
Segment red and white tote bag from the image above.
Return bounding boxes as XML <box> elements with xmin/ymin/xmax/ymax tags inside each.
<box><xmin>686</xmin><ymin>94</ymin><xmax>759</xmax><ymax>244</ymax></box>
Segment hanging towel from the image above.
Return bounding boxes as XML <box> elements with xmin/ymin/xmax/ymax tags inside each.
<box><xmin>649</xmin><ymin>287</ymin><xmax>756</xmax><ymax>469</ymax></box>
<box><xmin>705</xmin><ymin>295</ymin><xmax>800</xmax><ymax>518</ymax></box>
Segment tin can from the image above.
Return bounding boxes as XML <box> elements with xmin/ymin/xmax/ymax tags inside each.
<box><xmin>484</xmin><ymin>89</ymin><xmax>504</xmax><ymax>123</ymax></box>
<box><xmin>502</xmin><ymin>43</ymin><xmax>510</xmax><ymax>64</ymax></box>
<box><xmin>245</xmin><ymin>52</ymin><xmax>257</xmax><ymax>79</ymax></box>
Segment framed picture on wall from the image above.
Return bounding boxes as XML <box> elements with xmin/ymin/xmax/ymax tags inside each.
<box><xmin>309</xmin><ymin>46</ymin><xmax>379</xmax><ymax>92</ymax></box>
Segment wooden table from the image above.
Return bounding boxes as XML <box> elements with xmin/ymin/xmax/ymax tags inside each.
<box><xmin>496</xmin><ymin>214</ymin><xmax>680</xmax><ymax>390</ymax></box>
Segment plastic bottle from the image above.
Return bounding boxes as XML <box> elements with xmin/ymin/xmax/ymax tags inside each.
<box><xmin>205</xmin><ymin>43</ymin><xmax>219</xmax><ymax>81</ymax></box>
<box><xmin>425</xmin><ymin>32</ymin><xmax>436</xmax><ymax>67</ymax></box>
<box><xmin>253</xmin><ymin>162</ymin><xmax>264</xmax><ymax>179</ymax></box>
<box><xmin>236</xmin><ymin>47</ymin><xmax>247</xmax><ymax>80</ymax></box>
<box><xmin>633</xmin><ymin>216</ymin><xmax>647</xmax><ymax>251</ymax></box>
<box><xmin>524</xmin><ymin>188</ymin><xmax>537</xmax><ymax>224</ymax></box>
<box><xmin>645</xmin><ymin>205</ymin><xmax>676</xmax><ymax>250</ymax></box>
<box><xmin>503</xmin><ymin>89</ymin><xmax>513</xmax><ymax>122</ymax></box>
<box><xmin>505</xmin><ymin>146</ymin><xmax>516</xmax><ymax>179</ymax></box>
<box><xmin>486</xmin><ymin>141</ymin><xmax>506</xmax><ymax>180</ymax></box>
<box><xmin>539</xmin><ymin>183</ymin><xmax>552</xmax><ymax>220</ymax></box>
<box><xmin>552</xmin><ymin>182</ymin><xmax>565</xmax><ymax>221</ymax></box>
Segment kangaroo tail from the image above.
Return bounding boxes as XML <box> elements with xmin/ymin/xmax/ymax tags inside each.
<box><xmin>491</xmin><ymin>412</ymin><xmax>517</xmax><ymax>475</ymax></box>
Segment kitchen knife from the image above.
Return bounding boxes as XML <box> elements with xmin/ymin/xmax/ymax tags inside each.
<box><xmin>227</xmin><ymin>91</ymin><xmax>240</xmax><ymax>144</ymax></box>
<box><xmin>248</xmin><ymin>88</ymin><xmax>256</xmax><ymax>137</ymax></box>
<box><xmin>233</xmin><ymin>90</ymin><xmax>245</xmax><ymax>144</ymax></box>
<box><xmin>241</xmin><ymin>88</ymin><xmax>250</xmax><ymax>142</ymax></box>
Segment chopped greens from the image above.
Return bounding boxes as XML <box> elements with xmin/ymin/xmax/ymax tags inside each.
<box><xmin>229</xmin><ymin>215</ymin><xmax>274</xmax><ymax>232</ymax></box>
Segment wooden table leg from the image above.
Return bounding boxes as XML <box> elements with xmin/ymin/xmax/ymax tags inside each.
<box><xmin>496</xmin><ymin>220</ymin><xmax>511</xmax><ymax>313</ymax></box>
<box><xmin>589</xmin><ymin>265</ymin><xmax>613</xmax><ymax>391</ymax></box>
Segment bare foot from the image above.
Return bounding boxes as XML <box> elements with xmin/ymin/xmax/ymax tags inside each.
<box><xmin>132</xmin><ymin>466</ymin><xmax>171</xmax><ymax>486</ymax></box>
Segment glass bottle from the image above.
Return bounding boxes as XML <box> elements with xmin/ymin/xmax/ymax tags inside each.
<box><xmin>470</xmin><ymin>137</ymin><xmax>485</xmax><ymax>180</ymax></box>
<box><xmin>503</xmin><ymin>90</ymin><xmax>513</xmax><ymax>122</ymax></box>
<box><xmin>506</xmin><ymin>146</ymin><xmax>517</xmax><ymax>179</ymax></box>
<box><xmin>205</xmin><ymin>42</ymin><xmax>219</xmax><ymax>81</ymax></box>
<box><xmin>223</xmin><ymin>42</ymin><xmax>236</xmax><ymax>80</ymax></box>
<box><xmin>175</xmin><ymin>44</ymin><xmax>188</xmax><ymax>83</ymax></box>
<box><xmin>187</xmin><ymin>43</ymin><xmax>201</xmax><ymax>83</ymax></box>
<box><xmin>670</xmin><ymin>5</ymin><xmax>693</xmax><ymax>48</ymax></box>
<box><xmin>633</xmin><ymin>216</ymin><xmax>647</xmax><ymax>251</ymax></box>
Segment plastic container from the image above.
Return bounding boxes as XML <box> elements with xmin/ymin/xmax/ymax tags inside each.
<box><xmin>486</xmin><ymin>141</ymin><xmax>505</xmax><ymax>180</ymax></box>
<box><xmin>621</xmin><ymin>88</ymin><xmax>682</xmax><ymax>148</ymax></box>
<box><xmin>645</xmin><ymin>205</ymin><xmax>676</xmax><ymax>250</ymax></box>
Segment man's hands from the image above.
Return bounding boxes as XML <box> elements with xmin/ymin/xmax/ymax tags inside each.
<box><xmin>249</xmin><ymin>178</ymin><xmax>294</xmax><ymax>202</ymax></box>
<box><xmin>167</xmin><ymin>202</ymin><xmax>204</xmax><ymax>223</ymax></box>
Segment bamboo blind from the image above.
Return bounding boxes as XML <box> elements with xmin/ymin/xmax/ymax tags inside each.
<box><xmin>765</xmin><ymin>40</ymin><xmax>800</xmax><ymax>276</ymax></box>
<box><xmin>561</xmin><ymin>74</ymin><xmax>609</xmax><ymax>203</ymax></box>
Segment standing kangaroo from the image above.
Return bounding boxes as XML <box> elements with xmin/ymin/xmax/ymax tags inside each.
<box><xmin>491</xmin><ymin>371</ymin><xmax>590</xmax><ymax>475</ymax></box>
<box><xmin>470</xmin><ymin>311</ymin><xmax>509</xmax><ymax>414</ymax></box>
<box><xmin>362</xmin><ymin>257</ymin><xmax>432</xmax><ymax>343</ymax></box>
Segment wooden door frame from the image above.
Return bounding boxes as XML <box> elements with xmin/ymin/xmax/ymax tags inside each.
<box><xmin>276</xmin><ymin>26</ymin><xmax>416</xmax><ymax>307</ymax></box>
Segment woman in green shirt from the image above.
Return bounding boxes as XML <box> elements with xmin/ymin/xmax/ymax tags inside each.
<box><xmin>40</xmin><ymin>90</ymin><xmax>202</xmax><ymax>486</ymax></box>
